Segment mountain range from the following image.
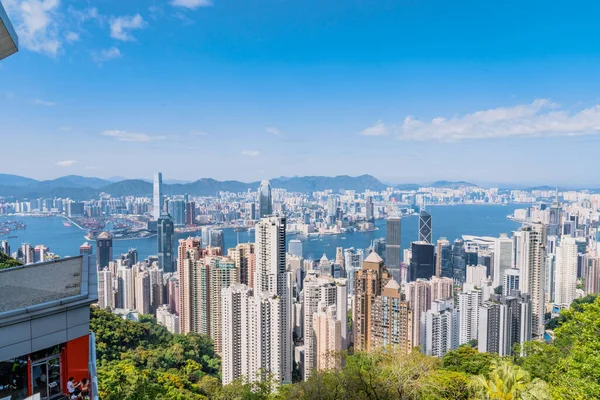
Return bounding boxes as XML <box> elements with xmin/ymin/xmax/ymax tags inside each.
<box><xmin>0</xmin><ymin>173</ymin><xmax>482</xmax><ymax>199</ymax></box>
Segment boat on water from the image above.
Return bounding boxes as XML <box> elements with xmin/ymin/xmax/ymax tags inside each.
<box><xmin>63</xmin><ymin>222</ymin><xmax>71</xmax><ymax>227</ymax></box>
<box><xmin>7</xmin><ymin>235</ymin><xmax>17</xmax><ymax>239</ymax></box>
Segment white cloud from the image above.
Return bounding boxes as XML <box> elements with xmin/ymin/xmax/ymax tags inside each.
<box><xmin>102</xmin><ymin>130</ymin><xmax>166</xmax><ymax>142</ymax></box>
<box><xmin>392</xmin><ymin>98</ymin><xmax>600</xmax><ymax>141</ymax></box>
<box><xmin>360</xmin><ymin>120</ymin><xmax>388</xmax><ymax>136</ymax></box>
<box><xmin>109</xmin><ymin>14</ymin><xmax>146</xmax><ymax>41</ymax></box>
<box><xmin>67</xmin><ymin>6</ymin><xmax>100</xmax><ymax>24</ymax></box>
<box><xmin>91</xmin><ymin>47</ymin><xmax>122</xmax><ymax>63</ymax></box>
<box><xmin>241</xmin><ymin>150</ymin><xmax>260</xmax><ymax>157</ymax></box>
<box><xmin>266</xmin><ymin>126</ymin><xmax>281</xmax><ymax>135</ymax></box>
<box><xmin>3</xmin><ymin>0</ymin><xmax>63</xmax><ymax>56</ymax></box>
<box><xmin>55</xmin><ymin>160</ymin><xmax>76</xmax><ymax>167</ymax></box>
<box><xmin>170</xmin><ymin>0</ymin><xmax>212</xmax><ymax>10</ymax></box>
<box><xmin>65</xmin><ymin>31</ymin><xmax>79</xmax><ymax>42</ymax></box>
<box><xmin>33</xmin><ymin>98</ymin><xmax>56</xmax><ymax>106</ymax></box>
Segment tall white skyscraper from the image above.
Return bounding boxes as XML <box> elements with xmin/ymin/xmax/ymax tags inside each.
<box><xmin>493</xmin><ymin>234</ymin><xmax>514</xmax><ymax>288</ymax></box>
<box><xmin>458</xmin><ymin>288</ymin><xmax>481</xmax><ymax>345</ymax></box>
<box><xmin>97</xmin><ymin>268</ymin><xmax>114</xmax><ymax>310</ymax></box>
<box><xmin>221</xmin><ymin>284</ymin><xmax>252</xmax><ymax>386</ymax></box>
<box><xmin>516</xmin><ymin>223</ymin><xmax>546</xmax><ymax>337</ymax></box>
<box><xmin>254</xmin><ymin>216</ymin><xmax>292</xmax><ymax>383</ymax></box>
<box><xmin>222</xmin><ymin>216</ymin><xmax>292</xmax><ymax>386</ymax></box>
<box><xmin>555</xmin><ymin>236</ymin><xmax>578</xmax><ymax>307</ymax></box>
<box><xmin>153</xmin><ymin>172</ymin><xmax>163</xmax><ymax>221</ymax></box>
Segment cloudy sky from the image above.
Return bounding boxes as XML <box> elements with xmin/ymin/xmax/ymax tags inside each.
<box><xmin>2</xmin><ymin>0</ymin><xmax>600</xmax><ymax>185</ymax></box>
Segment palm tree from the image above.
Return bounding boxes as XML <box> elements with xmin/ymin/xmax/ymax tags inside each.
<box><xmin>469</xmin><ymin>359</ymin><xmax>550</xmax><ymax>400</ymax></box>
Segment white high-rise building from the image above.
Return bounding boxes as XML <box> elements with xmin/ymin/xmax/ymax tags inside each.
<box><xmin>302</xmin><ymin>273</ymin><xmax>347</xmax><ymax>380</ymax></box>
<box><xmin>221</xmin><ymin>216</ymin><xmax>292</xmax><ymax>386</ymax></box>
<box><xmin>255</xmin><ymin>216</ymin><xmax>293</xmax><ymax>384</ymax></box>
<box><xmin>516</xmin><ymin>223</ymin><xmax>546</xmax><ymax>337</ymax></box>
<box><xmin>97</xmin><ymin>268</ymin><xmax>114</xmax><ymax>310</ymax></box>
<box><xmin>458</xmin><ymin>289</ymin><xmax>481</xmax><ymax>345</ymax></box>
<box><xmin>494</xmin><ymin>234</ymin><xmax>514</xmax><ymax>288</ymax></box>
<box><xmin>503</xmin><ymin>268</ymin><xmax>520</xmax><ymax>296</ymax></box>
<box><xmin>421</xmin><ymin>299</ymin><xmax>459</xmax><ymax>357</ymax></box>
<box><xmin>117</xmin><ymin>267</ymin><xmax>135</xmax><ymax>310</ymax></box>
<box><xmin>153</xmin><ymin>172</ymin><xmax>163</xmax><ymax>221</ymax></box>
<box><xmin>135</xmin><ymin>271</ymin><xmax>151</xmax><ymax>315</ymax></box>
<box><xmin>222</xmin><ymin>284</ymin><xmax>252</xmax><ymax>386</ymax></box>
<box><xmin>555</xmin><ymin>236</ymin><xmax>578</xmax><ymax>307</ymax></box>
<box><xmin>221</xmin><ymin>285</ymin><xmax>285</xmax><ymax>385</ymax></box>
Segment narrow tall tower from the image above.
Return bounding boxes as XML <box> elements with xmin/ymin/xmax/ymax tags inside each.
<box><xmin>516</xmin><ymin>223</ymin><xmax>546</xmax><ymax>337</ymax></box>
<box><xmin>157</xmin><ymin>214</ymin><xmax>174</xmax><ymax>273</ymax></box>
<box><xmin>255</xmin><ymin>216</ymin><xmax>292</xmax><ymax>383</ymax></box>
<box><xmin>258</xmin><ymin>180</ymin><xmax>273</xmax><ymax>218</ymax></box>
<box><xmin>419</xmin><ymin>210</ymin><xmax>432</xmax><ymax>244</ymax></box>
<box><xmin>153</xmin><ymin>172</ymin><xmax>163</xmax><ymax>221</ymax></box>
<box><xmin>385</xmin><ymin>217</ymin><xmax>402</xmax><ymax>281</ymax></box>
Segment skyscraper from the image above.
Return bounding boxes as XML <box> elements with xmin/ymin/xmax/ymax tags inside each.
<box><xmin>168</xmin><ymin>199</ymin><xmax>186</xmax><ymax>227</ymax></box>
<box><xmin>515</xmin><ymin>223</ymin><xmax>546</xmax><ymax>337</ymax></box>
<box><xmin>229</xmin><ymin>243</ymin><xmax>255</xmax><ymax>288</ymax></box>
<box><xmin>370</xmin><ymin>279</ymin><xmax>413</xmax><ymax>353</ymax></box>
<box><xmin>385</xmin><ymin>217</ymin><xmax>401</xmax><ymax>281</ymax></box>
<box><xmin>97</xmin><ymin>268</ymin><xmax>114</xmax><ymax>310</ymax></box>
<box><xmin>365</xmin><ymin>195</ymin><xmax>374</xmax><ymax>222</ymax></box>
<box><xmin>302</xmin><ymin>274</ymin><xmax>346</xmax><ymax>379</ymax></box>
<box><xmin>419</xmin><ymin>210</ymin><xmax>432</xmax><ymax>244</ymax></box>
<box><xmin>555</xmin><ymin>236</ymin><xmax>578</xmax><ymax>307</ymax></box>
<box><xmin>408</xmin><ymin>241</ymin><xmax>435</xmax><ymax>282</ymax></box>
<box><xmin>96</xmin><ymin>231</ymin><xmax>113</xmax><ymax>270</ymax></box>
<box><xmin>177</xmin><ymin>238</ymin><xmax>203</xmax><ymax>334</ymax></box>
<box><xmin>313</xmin><ymin>304</ymin><xmax>342</xmax><ymax>372</ymax></box>
<box><xmin>153</xmin><ymin>172</ymin><xmax>163</xmax><ymax>221</ymax></box>
<box><xmin>493</xmin><ymin>234</ymin><xmax>514</xmax><ymax>288</ymax></box>
<box><xmin>254</xmin><ymin>216</ymin><xmax>293</xmax><ymax>383</ymax></box>
<box><xmin>421</xmin><ymin>299</ymin><xmax>459</xmax><ymax>357</ymax></box>
<box><xmin>436</xmin><ymin>238</ymin><xmax>453</xmax><ymax>278</ymax></box>
<box><xmin>353</xmin><ymin>251</ymin><xmax>391</xmax><ymax>351</ymax></box>
<box><xmin>458</xmin><ymin>288</ymin><xmax>482</xmax><ymax>345</ymax></box>
<box><xmin>548</xmin><ymin>190</ymin><xmax>562</xmax><ymax>237</ymax></box>
<box><xmin>503</xmin><ymin>269</ymin><xmax>520</xmax><ymax>297</ymax></box>
<box><xmin>157</xmin><ymin>214</ymin><xmax>175</xmax><ymax>273</ymax></box>
<box><xmin>210</xmin><ymin>229</ymin><xmax>225</xmax><ymax>251</ymax></box>
<box><xmin>258</xmin><ymin>180</ymin><xmax>273</xmax><ymax>218</ymax></box>
<box><xmin>478</xmin><ymin>291</ymin><xmax>532</xmax><ymax>356</ymax></box>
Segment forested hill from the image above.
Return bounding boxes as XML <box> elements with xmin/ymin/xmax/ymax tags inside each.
<box><xmin>0</xmin><ymin>252</ymin><xmax>21</xmax><ymax>270</ymax></box>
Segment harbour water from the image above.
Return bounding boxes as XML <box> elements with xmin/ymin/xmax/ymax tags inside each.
<box><xmin>0</xmin><ymin>204</ymin><xmax>523</xmax><ymax>261</ymax></box>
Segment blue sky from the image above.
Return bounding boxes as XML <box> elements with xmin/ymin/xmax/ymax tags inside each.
<box><xmin>2</xmin><ymin>0</ymin><xmax>600</xmax><ymax>186</ymax></box>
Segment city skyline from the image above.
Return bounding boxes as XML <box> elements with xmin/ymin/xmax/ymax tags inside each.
<box><xmin>3</xmin><ymin>1</ymin><xmax>600</xmax><ymax>184</ymax></box>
